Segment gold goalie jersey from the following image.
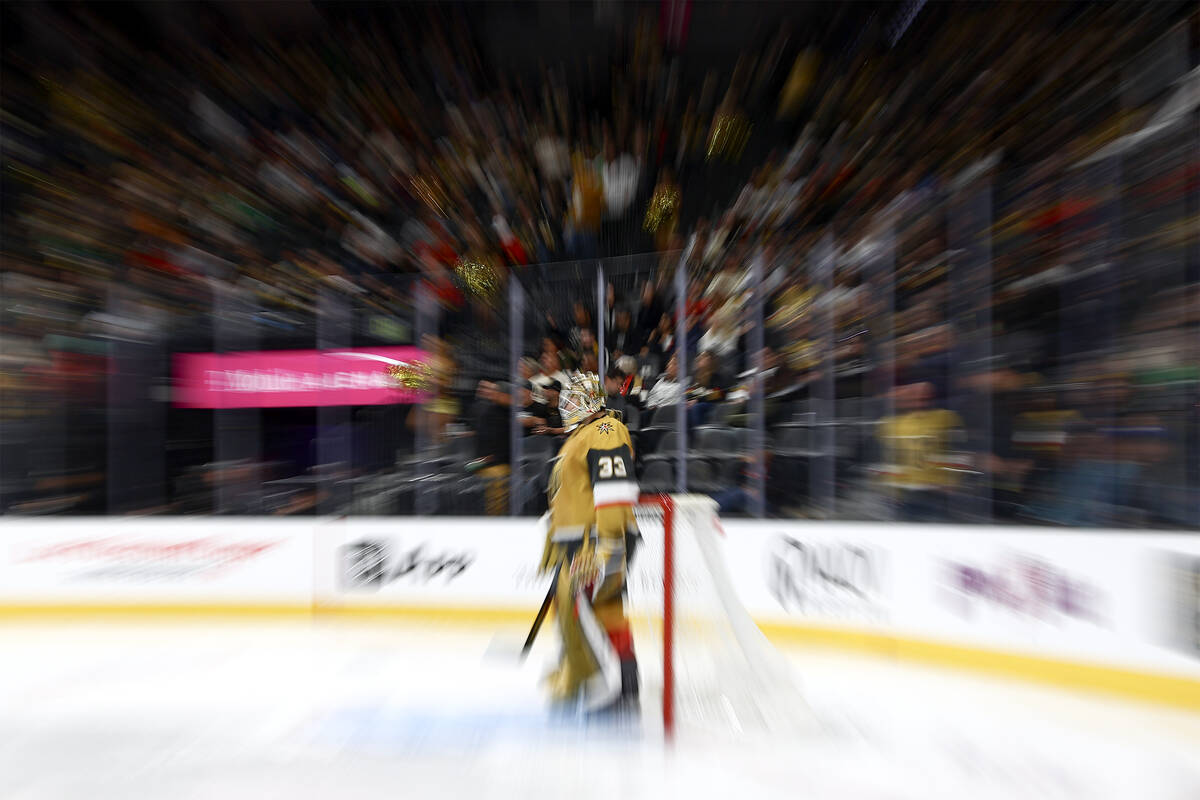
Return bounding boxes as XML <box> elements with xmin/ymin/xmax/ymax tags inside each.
<box><xmin>547</xmin><ymin>411</ymin><xmax>638</xmax><ymax>545</ymax></box>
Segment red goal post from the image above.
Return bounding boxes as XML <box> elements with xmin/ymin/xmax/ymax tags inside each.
<box><xmin>636</xmin><ymin>492</ymin><xmax>679</xmax><ymax>738</ymax></box>
<box><xmin>630</xmin><ymin>493</ymin><xmax>807</xmax><ymax>741</ymax></box>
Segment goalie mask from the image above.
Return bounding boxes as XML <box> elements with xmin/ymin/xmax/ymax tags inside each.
<box><xmin>559</xmin><ymin>371</ymin><xmax>606</xmax><ymax>432</ymax></box>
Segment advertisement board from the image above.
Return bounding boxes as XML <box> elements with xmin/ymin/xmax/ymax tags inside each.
<box><xmin>0</xmin><ymin>519</ymin><xmax>312</xmax><ymax>604</ymax></box>
<box><xmin>172</xmin><ymin>346</ymin><xmax>431</xmax><ymax>408</ymax></box>
<box><xmin>719</xmin><ymin>521</ymin><xmax>1200</xmax><ymax>681</ymax></box>
<box><xmin>313</xmin><ymin>517</ymin><xmax>550</xmax><ymax>612</ymax></box>
<box><xmin>721</xmin><ymin>523</ymin><xmax>892</xmax><ymax>629</ymax></box>
<box><xmin>1159</xmin><ymin>550</ymin><xmax>1200</xmax><ymax>660</ymax></box>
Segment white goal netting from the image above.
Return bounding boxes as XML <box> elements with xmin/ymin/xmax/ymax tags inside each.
<box><xmin>628</xmin><ymin>494</ymin><xmax>810</xmax><ymax>739</ymax></box>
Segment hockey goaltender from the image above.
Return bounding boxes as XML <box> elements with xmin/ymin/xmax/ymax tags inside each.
<box><xmin>537</xmin><ymin>371</ymin><xmax>642</xmax><ymax>715</ymax></box>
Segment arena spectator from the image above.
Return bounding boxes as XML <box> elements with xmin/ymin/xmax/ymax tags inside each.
<box><xmin>607</xmin><ymin>308</ymin><xmax>637</xmax><ymax>360</ymax></box>
<box><xmin>876</xmin><ymin>382</ymin><xmax>966</xmax><ymax>522</ymax></box>
<box><xmin>645</xmin><ymin>355</ymin><xmax>685</xmax><ymax>410</ymax></box>
<box><xmin>534</xmin><ymin>380</ymin><xmax>567</xmax><ymax>437</ymax></box>
<box><xmin>687</xmin><ymin>350</ymin><xmax>727</xmax><ymax>427</ymax></box>
<box><xmin>471</xmin><ymin>381</ymin><xmax>512</xmax><ymax>516</ymax></box>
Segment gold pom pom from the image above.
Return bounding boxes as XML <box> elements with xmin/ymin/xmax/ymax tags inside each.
<box><xmin>643</xmin><ymin>185</ymin><xmax>680</xmax><ymax>233</ymax></box>
<box><xmin>454</xmin><ymin>257</ymin><xmax>500</xmax><ymax>300</ymax></box>
<box><xmin>409</xmin><ymin>174</ymin><xmax>448</xmax><ymax>216</ymax></box>
<box><xmin>387</xmin><ymin>361</ymin><xmax>432</xmax><ymax>391</ymax></box>
<box><xmin>706</xmin><ymin>112</ymin><xmax>752</xmax><ymax>163</ymax></box>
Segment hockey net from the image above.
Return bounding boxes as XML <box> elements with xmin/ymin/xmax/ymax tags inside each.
<box><xmin>628</xmin><ymin>494</ymin><xmax>809</xmax><ymax>740</ymax></box>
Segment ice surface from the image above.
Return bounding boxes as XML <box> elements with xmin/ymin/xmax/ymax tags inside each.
<box><xmin>1</xmin><ymin>619</ymin><xmax>1197</xmax><ymax>800</ymax></box>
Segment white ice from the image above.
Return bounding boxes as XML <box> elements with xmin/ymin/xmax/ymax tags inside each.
<box><xmin>1</xmin><ymin>619</ymin><xmax>1197</xmax><ymax>800</ymax></box>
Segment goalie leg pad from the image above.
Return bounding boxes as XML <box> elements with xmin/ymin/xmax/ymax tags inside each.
<box><xmin>550</xmin><ymin>545</ymin><xmax>621</xmax><ymax>711</ymax></box>
<box><xmin>576</xmin><ymin>591</ymin><xmax>623</xmax><ymax>712</ymax></box>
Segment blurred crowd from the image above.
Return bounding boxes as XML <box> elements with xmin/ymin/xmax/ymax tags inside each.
<box><xmin>1</xmin><ymin>2</ymin><xmax>1196</xmax><ymax>526</ymax></box>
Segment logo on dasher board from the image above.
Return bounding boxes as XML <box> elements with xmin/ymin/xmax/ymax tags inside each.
<box><xmin>341</xmin><ymin>540</ymin><xmax>474</xmax><ymax>590</ymax></box>
<box><xmin>768</xmin><ymin>537</ymin><xmax>885</xmax><ymax>621</ymax></box>
<box><xmin>943</xmin><ymin>554</ymin><xmax>1106</xmax><ymax>625</ymax></box>
<box><xmin>1166</xmin><ymin>553</ymin><xmax>1200</xmax><ymax>657</ymax></box>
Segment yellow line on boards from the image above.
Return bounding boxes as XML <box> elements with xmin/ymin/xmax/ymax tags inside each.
<box><xmin>0</xmin><ymin>603</ymin><xmax>313</xmax><ymax>619</ymax></box>
<box><xmin>316</xmin><ymin>604</ymin><xmax>539</xmax><ymax>626</ymax></box>
<box><xmin>1</xmin><ymin>603</ymin><xmax>1196</xmax><ymax>711</ymax></box>
<box><xmin>757</xmin><ymin>621</ymin><xmax>1200</xmax><ymax>713</ymax></box>
<box><xmin>0</xmin><ymin>603</ymin><xmax>543</xmax><ymax>627</ymax></box>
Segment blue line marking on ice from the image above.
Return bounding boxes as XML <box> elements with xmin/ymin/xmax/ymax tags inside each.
<box><xmin>309</xmin><ymin>704</ymin><xmax>644</xmax><ymax>754</ymax></box>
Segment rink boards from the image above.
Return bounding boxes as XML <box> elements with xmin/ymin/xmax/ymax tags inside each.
<box><xmin>1</xmin><ymin>516</ymin><xmax>1198</xmax><ymax>710</ymax></box>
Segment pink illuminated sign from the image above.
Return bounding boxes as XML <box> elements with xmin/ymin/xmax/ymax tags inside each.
<box><xmin>172</xmin><ymin>347</ymin><xmax>431</xmax><ymax>408</ymax></box>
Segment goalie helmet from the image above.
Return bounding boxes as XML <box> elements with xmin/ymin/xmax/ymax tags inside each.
<box><xmin>559</xmin><ymin>371</ymin><xmax>606</xmax><ymax>432</ymax></box>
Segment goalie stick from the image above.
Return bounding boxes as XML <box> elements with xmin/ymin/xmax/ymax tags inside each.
<box><xmin>519</xmin><ymin>528</ymin><xmax>638</xmax><ymax>660</ymax></box>
<box><xmin>520</xmin><ymin>560</ymin><xmax>561</xmax><ymax>660</ymax></box>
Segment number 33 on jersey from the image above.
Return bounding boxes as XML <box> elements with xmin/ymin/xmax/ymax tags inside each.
<box><xmin>548</xmin><ymin>413</ymin><xmax>638</xmax><ymax>540</ymax></box>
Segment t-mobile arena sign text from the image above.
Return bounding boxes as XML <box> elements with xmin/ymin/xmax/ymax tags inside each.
<box><xmin>173</xmin><ymin>347</ymin><xmax>431</xmax><ymax>408</ymax></box>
